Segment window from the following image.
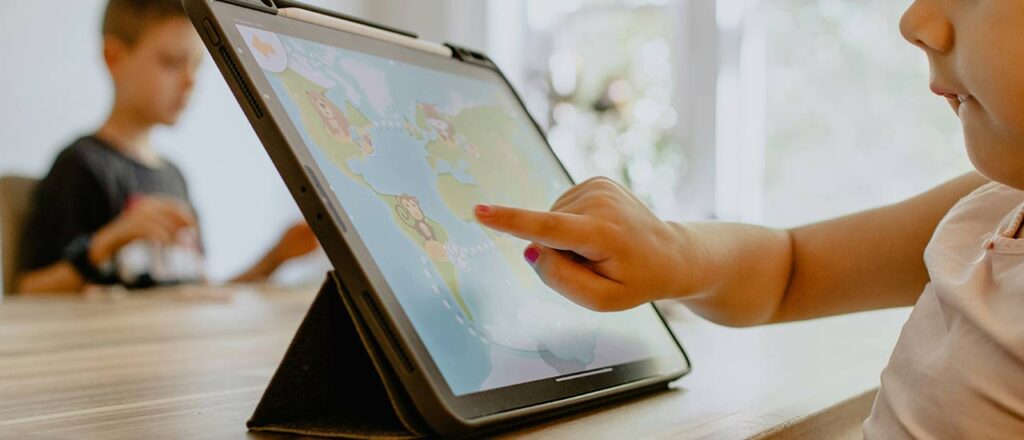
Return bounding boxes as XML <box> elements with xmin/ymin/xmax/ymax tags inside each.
<box><xmin>759</xmin><ymin>0</ymin><xmax>971</xmax><ymax>226</ymax></box>
<box><xmin>518</xmin><ymin>0</ymin><xmax>686</xmax><ymax>217</ymax></box>
<box><xmin>498</xmin><ymin>0</ymin><xmax>972</xmax><ymax>225</ymax></box>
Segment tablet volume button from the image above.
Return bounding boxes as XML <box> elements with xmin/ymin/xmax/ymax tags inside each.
<box><xmin>303</xmin><ymin>165</ymin><xmax>346</xmax><ymax>232</ymax></box>
<box><xmin>202</xmin><ymin>19</ymin><xmax>221</xmax><ymax>46</ymax></box>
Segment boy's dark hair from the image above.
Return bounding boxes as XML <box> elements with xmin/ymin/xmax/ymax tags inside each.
<box><xmin>102</xmin><ymin>0</ymin><xmax>187</xmax><ymax>46</ymax></box>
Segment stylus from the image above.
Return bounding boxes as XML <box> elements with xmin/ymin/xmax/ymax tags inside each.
<box><xmin>276</xmin><ymin>8</ymin><xmax>453</xmax><ymax>58</ymax></box>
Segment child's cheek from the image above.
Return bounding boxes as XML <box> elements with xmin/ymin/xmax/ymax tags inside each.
<box><xmin>960</xmin><ymin>44</ymin><xmax>1024</xmax><ymax>142</ymax></box>
<box><xmin>988</xmin><ymin>45</ymin><xmax>1024</xmax><ymax>136</ymax></box>
<box><xmin>986</xmin><ymin>71</ymin><xmax>1024</xmax><ymax>140</ymax></box>
<box><xmin>959</xmin><ymin>92</ymin><xmax>1024</xmax><ymax>189</ymax></box>
<box><xmin>967</xmin><ymin>15</ymin><xmax>1024</xmax><ymax>138</ymax></box>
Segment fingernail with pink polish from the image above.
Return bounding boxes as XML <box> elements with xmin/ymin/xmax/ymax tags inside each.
<box><xmin>524</xmin><ymin>246</ymin><xmax>540</xmax><ymax>265</ymax></box>
<box><xmin>475</xmin><ymin>204</ymin><xmax>493</xmax><ymax>218</ymax></box>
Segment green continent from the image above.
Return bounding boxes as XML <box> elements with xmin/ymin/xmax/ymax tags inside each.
<box><xmin>427</xmin><ymin>106</ymin><xmax>552</xmax><ymax>223</ymax></box>
<box><xmin>276</xmin><ymin>69</ymin><xmax>368</xmax><ymax>186</ymax></box>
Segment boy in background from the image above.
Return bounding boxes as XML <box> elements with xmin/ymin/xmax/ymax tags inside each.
<box><xmin>17</xmin><ymin>0</ymin><xmax>318</xmax><ymax>293</ymax></box>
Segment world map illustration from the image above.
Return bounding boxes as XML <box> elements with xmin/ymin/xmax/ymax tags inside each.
<box><xmin>238</xmin><ymin>24</ymin><xmax>679</xmax><ymax>395</ymax></box>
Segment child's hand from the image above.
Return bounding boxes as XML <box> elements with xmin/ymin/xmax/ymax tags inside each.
<box><xmin>475</xmin><ymin>177</ymin><xmax>697</xmax><ymax>312</ymax></box>
<box><xmin>91</xmin><ymin>195</ymin><xmax>197</xmax><ymax>264</ymax></box>
<box><xmin>270</xmin><ymin>221</ymin><xmax>319</xmax><ymax>263</ymax></box>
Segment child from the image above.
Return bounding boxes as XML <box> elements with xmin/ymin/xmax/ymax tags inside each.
<box><xmin>476</xmin><ymin>0</ymin><xmax>1024</xmax><ymax>437</ymax></box>
<box><xmin>16</xmin><ymin>0</ymin><xmax>318</xmax><ymax>293</ymax></box>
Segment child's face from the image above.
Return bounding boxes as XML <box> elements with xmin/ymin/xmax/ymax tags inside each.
<box><xmin>901</xmin><ymin>0</ymin><xmax>1024</xmax><ymax>187</ymax></box>
<box><xmin>105</xmin><ymin>18</ymin><xmax>205</xmax><ymax>126</ymax></box>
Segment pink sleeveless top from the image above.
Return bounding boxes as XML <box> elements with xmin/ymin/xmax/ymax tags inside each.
<box><xmin>863</xmin><ymin>182</ymin><xmax>1024</xmax><ymax>438</ymax></box>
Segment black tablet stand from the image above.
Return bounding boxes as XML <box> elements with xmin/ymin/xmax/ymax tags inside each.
<box><xmin>247</xmin><ymin>271</ymin><xmax>428</xmax><ymax>438</ymax></box>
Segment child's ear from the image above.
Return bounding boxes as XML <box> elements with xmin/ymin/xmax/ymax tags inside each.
<box><xmin>102</xmin><ymin>35</ymin><xmax>129</xmax><ymax>73</ymax></box>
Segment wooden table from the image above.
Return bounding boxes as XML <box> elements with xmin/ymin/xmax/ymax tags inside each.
<box><xmin>0</xmin><ymin>285</ymin><xmax>910</xmax><ymax>439</ymax></box>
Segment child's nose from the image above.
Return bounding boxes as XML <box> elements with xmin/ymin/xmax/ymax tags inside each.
<box><xmin>899</xmin><ymin>0</ymin><xmax>954</xmax><ymax>54</ymax></box>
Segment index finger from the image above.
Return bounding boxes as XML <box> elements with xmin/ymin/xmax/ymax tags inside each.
<box><xmin>474</xmin><ymin>204</ymin><xmax>608</xmax><ymax>261</ymax></box>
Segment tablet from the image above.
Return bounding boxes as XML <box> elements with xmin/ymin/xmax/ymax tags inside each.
<box><xmin>186</xmin><ymin>0</ymin><xmax>691</xmax><ymax>435</ymax></box>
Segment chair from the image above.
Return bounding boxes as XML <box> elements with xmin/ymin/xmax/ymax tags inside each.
<box><xmin>0</xmin><ymin>175</ymin><xmax>39</xmax><ymax>296</ymax></box>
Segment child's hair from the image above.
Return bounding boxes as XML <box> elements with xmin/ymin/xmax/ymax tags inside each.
<box><xmin>102</xmin><ymin>0</ymin><xmax>187</xmax><ymax>46</ymax></box>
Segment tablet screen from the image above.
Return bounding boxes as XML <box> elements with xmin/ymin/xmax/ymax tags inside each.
<box><xmin>235</xmin><ymin>23</ymin><xmax>685</xmax><ymax>397</ymax></box>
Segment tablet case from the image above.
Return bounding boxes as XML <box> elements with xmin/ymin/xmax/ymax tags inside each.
<box><xmin>247</xmin><ymin>271</ymin><xmax>428</xmax><ymax>438</ymax></box>
<box><xmin>203</xmin><ymin>3</ymin><xmax>685</xmax><ymax>436</ymax></box>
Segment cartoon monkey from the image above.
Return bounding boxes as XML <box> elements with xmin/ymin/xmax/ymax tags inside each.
<box><xmin>396</xmin><ymin>194</ymin><xmax>437</xmax><ymax>242</ymax></box>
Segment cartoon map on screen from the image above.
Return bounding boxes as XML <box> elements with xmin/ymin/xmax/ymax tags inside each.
<box><xmin>237</xmin><ymin>25</ymin><xmax>677</xmax><ymax>395</ymax></box>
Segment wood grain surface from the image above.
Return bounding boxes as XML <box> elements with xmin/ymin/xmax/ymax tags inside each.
<box><xmin>0</xmin><ymin>285</ymin><xmax>909</xmax><ymax>439</ymax></box>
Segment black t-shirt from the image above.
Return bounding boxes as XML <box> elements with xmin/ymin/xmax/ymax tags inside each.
<box><xmin>18</xmin><ymin>135</ymin><xmax>199</xmax><ymax>284</ymax></box>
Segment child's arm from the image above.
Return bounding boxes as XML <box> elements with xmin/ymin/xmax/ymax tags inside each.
<box><xmin>229</xmin><ymin>221</ymin><xmax>319</xmax><ymax>283</ymax></box>
<box><xmin>16</xmin><ymin>196</ymin><xmax>196</xmax><ymax>294</ymax></box>
<box><xmin>475</xmin><ymin>172</ymin><xmax>987</xmax><ymax>327</ymax></box>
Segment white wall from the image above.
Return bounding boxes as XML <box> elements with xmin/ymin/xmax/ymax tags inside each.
<box><xmin>0</xmin><ymin>0</ymin><xmax>491</xmax><ymax>283</ymax></box>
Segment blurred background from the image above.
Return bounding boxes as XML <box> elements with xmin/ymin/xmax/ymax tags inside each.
<box><xmin>0</xmin><ymin>0</ymin><xmax>971</xmax><ymax>284</ymax></box>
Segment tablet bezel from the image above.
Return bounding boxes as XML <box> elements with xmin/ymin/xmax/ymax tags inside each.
<box><xmin>186</xmin><ymin>0</ymin><xmax>691</xmax><ymax>434</ymax></box>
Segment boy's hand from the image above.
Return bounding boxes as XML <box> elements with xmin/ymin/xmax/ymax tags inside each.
<box><xmin>230</xmin><ymin>221</ymin><xmax>320</xmax><ymax>284</ymax></box>
<box><xmin>475</xmin><ymin>177</ymin><xmax>700</xmax><ymax>312</ymax></box>
<box><xmin>270</xmin><ymin>221</ymin><xmax>319</xmax><ymax>263</ymax></box>
<box><xmin>90</xmin><ymin>195</ymin><xmax>197</xmax><ymax>265</ymax></box>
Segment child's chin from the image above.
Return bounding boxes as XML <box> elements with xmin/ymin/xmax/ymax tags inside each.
<box><xmin>963</xmin><ymin>137</ymin><xmax>1024</xmax><ymax>188</ymax></box>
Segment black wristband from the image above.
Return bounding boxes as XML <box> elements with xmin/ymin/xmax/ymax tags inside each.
<box><xmin>63</xmin><ymin>235</ymin><xmax>108</xmax><ymax>283</ymax></box>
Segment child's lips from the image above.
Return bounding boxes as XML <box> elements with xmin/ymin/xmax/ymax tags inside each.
<box><xmin>930</xmin><ymin>85</ymin><xmax>971</xmax><ymax>115</ymax></box>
